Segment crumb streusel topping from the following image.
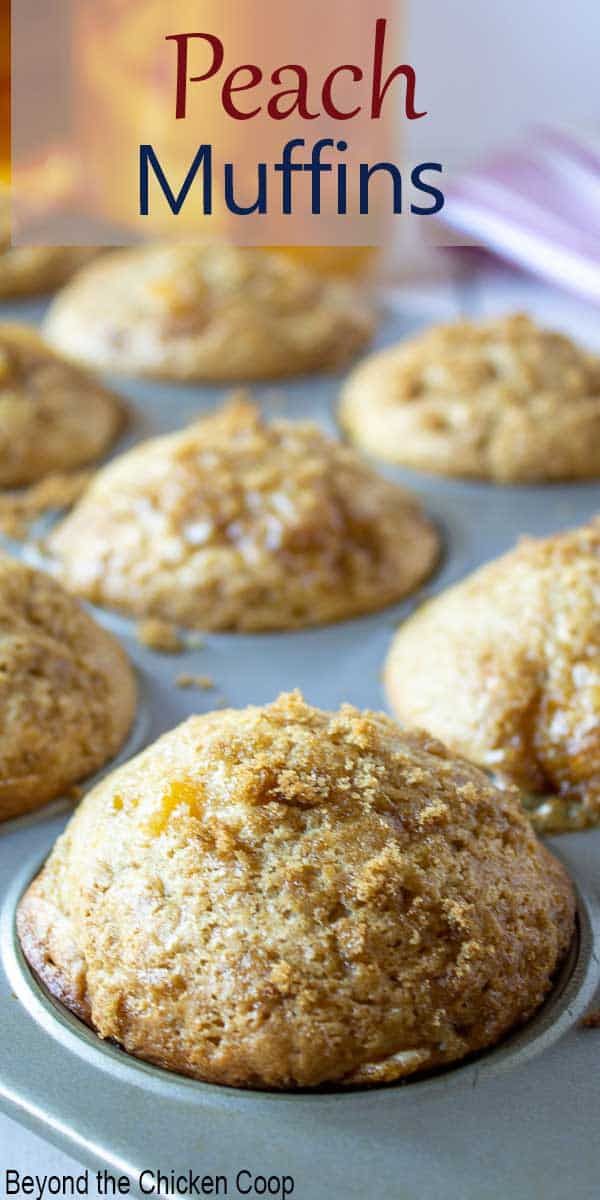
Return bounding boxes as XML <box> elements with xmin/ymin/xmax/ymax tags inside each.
<box><xmin>0</xmin><ymin>552</ymin><xmax>136</xmax><ymax>821</ymax></box>
<box><xmin>48</xmin><ymin>398</ymin><xmax>439</xmax><ymax>631</ymax></box>
<box><xmin>44</xmin><ymin>243</ymin><xmax>375</xmax><ymax>380</ymax></box>
<box><xmin>17</xmin><ymin>691</ymin><xmax>574</xmax><ymax>1088</ymax></box>
<box><xmin>340</xmin><ymin>313</ymin><xmax>600</xmax><ymax>481</ymax></box>
<box><xmin>0</xmin><ymin>323</ymin><xmax>124</xmax><ymax>487</ymax></box>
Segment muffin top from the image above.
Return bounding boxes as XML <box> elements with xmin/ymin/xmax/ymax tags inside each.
<box><xmin>0</xmin><ymin>186</ymin><xmax>96</xmax><ymax>299</ymax></box>
<box><xmin>0</xmin><ymin>552</ymin><xmax>136</xmax><ymax>821</ymax></box>
<box><xmin>340</xmin><ymin>313</ymin><xmax>600</xmax><ymax>482</ymax></box>
<box><xmin>17</xmin><ymin>691</ymin><xmax>574</xmax><ymax>1090</ymax></box>
<box><xmin>43</xmin><ymin>243</ymin><xmax>375</xmax><ymax>381</ymax></box>
<box><xmin>0</xmin><ymin>324</ymin><xmax>125</xmax><ymax>487</ymax></box>
<box><xmin>48</xmin><ymin>398</ymin><xmax>439</xmax><ymax>631</ymax></box>
<box><xmin>386</xmin><ymin>519</ymin><xmax>600</xmax><ymax>832</ymax></box>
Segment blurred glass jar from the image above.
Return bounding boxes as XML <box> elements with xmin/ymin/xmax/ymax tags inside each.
<box><xmin>266</xmin><ymin>246</ymin><xmax>378</xmax><ymax>277</ymax></box>
<box><xmin>0</xmin><ymin>1</ymin><xmax>9</xmax><ymax>181</ymax></box>
<box><xmin>74</xmin><ymin>0</ymin><xmax>380</xmax><ymax>276</ymax></box>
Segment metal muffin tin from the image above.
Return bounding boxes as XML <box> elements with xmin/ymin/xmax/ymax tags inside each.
<box><xmin>0</xmin><ymin>285</ymin><xmax>599</xmax><ymax>1200</ymax></box>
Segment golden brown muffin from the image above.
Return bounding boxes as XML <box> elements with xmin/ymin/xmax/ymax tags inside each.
<box><xmin>42</xmin><ymin>243</ymin><xmax>375</xmax><ymax>381</ymax></box>
<box><xmin>0</xmin><ymin>324</ymin><xmax>125</xmax><ymax>488</ymax></box>
<box><xmin>386</xmin><ymin>520</ymin><xmax>600</xmax><ymax>833</ymax></box>
<box><xmin>47</xmin><ymin>398</ymin><xmax>439</xmax><ymax>631</ymax></box>
<box><xmin>0</xmin><ymin>186</ymin><xmax>96</xmax><ymax>298</ymax></box>
<box><xmin>0</xmin><ymin>552</ymin><xmax>136</xmax><ymax>821</ymax></box>
<box><xmin>17</xmin><ymin>691</ymin><xmax>574</xmax><ymax>1090</ymax></box>
<box><xmin>340</xmin><ymin>313</ymin><xmax>600</xmax><ymax>482</ymax></box>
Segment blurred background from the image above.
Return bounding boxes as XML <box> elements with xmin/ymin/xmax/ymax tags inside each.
<box><xmin>4</xmin><ymin>0</ymin><xmax>600</xmax><ymax>296</ymax></box>
<box><xmin>1</xmin><ymin>0</ymin><xmax>8</xmax><ymax>182</ymax></box>
<box><xmin>409</xmin><ymin>0</ymin><xmax>600</xmax><ymax>165</ymax></box>
<box><xmin>5</xmin><ymin>1</ymin><xmax>600</xmax><ymax>181</ymax></box>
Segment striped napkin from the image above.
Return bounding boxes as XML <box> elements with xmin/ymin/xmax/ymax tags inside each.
<box><xmin>442</xmin><ymin>129</ymin><xmax>600</xmax><ymax>303</ymax></box>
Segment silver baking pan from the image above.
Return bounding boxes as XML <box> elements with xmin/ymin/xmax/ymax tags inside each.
<box><xmin>0</xmin><ymin>287</ymin><xmax>599</xmax><ymax>1200</ymax></box>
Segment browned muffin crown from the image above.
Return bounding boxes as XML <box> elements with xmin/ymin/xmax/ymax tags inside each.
<box><xmin>386</xmin><ymin>519</ymin><xmax>600</xmax><ymax>832</ymax></box>
<box><xmin>0</xmin><ymin>186</ymin><xmax>96</xmax><ymax>299</ymax></box>
<box><xmin>340</xmin><ymin>313</ymin><xmax>600</xmax><ymax>482</ymax></box>
<box><xmin>0</xmin><ymin>324</ymin><xmax>124</xmax><ymax>487</ymax></box>
<box><xmin>48</xmin><ymin>398</ymin><xmax>439</xmax><ymax>631</ymax></box>
<box><xmin>18</xmin><ymin>692</ymin><xmax>574</xmax><ymax>1089</ymax></box>
<box><xmin>43</xmin><ymin>243</ymin><xmax>375</xmax><ymax>380</ymax></box>
<box><xmin>0</xmin><ymin>552</ymin><xmax>136</xmax><ymax>820</ymax></box>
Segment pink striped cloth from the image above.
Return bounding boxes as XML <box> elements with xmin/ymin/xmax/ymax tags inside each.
<box><xmin>442</xmin><ymin>130</ymin><xmax>600</xmax><ymax>303</ymax></box>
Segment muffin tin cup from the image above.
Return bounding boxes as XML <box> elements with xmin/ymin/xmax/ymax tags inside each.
<box><xmin>0</xmin><ymin>826</ymin><xmax>598</xmax><ymax>1198</ymax></box>
<box><xmin>0</xmin><ymin>287</ymin><xmax>599</xmax><ymax>1198</ymax></box>
<box><xmin>2</xmin><ymin>844</ymin><xmax>598</xmax><ymax>1104</ymax></box>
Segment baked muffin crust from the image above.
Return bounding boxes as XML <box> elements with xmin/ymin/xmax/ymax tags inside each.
<box><xmin>18</xmin><ymin>691</ymin><xmax>574</xmax><ymax>1089</ymax></box>
<box><xmin>43</xmin><ymin>244</ymin><xmax>375</xmax><ymax>381</ymax></box>
<box><xmin>0</xmin><ymin>552</ymin><xmax>136</xmax><ymax>821</ymax></box>
<box><xmin>48</xmin><ymin>398</ymin><xmax>439</xmax><ymax>631</ymax></box>
<box><xmin>386</xmin><ymin>520</ymin><xmax>600</xmax><ymax>832</ymax></box>
<box><xmin>0</xmin><ymin>187</ymin><xmax>96</xmax><ymax>298</ymax></box>
<box><xmin>0</xmin><ymin>324</ymin><xmax>124</xmax><ymax>487</ymax></box>
<box><xmin>340</xmin><ymin>313</ymin><xmax>600</xmax><ymax>482</ymax></box>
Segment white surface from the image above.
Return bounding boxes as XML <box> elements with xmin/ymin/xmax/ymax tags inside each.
<box><xmin>409</xmin><ymin>0</ymin><xmax>600</xmax><ymax>164</ymax></box>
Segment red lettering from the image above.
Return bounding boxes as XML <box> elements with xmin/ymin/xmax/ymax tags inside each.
<box><xmin>322</xmin><ymin>66</ymin><xmax>363</xmax><ymax>120</ymax></box>
<box><xmin>222</xmin><ymin>65</ymin><xmax>263</xmax><ymax>119</ymax></box>
<box><xmin>166</xmin><ymin>32</ymin><xmax>225</xmax><ymax>120</ymax></box>
<box><xmin>371</xmin><ymin>18</ymin><xmax>426</xmax><ymax>120</ymax></box>
<box><xmin>167</xmin><ymin>21</ymin><xmax>426</xmax><ymax>126</ymax></box>
<box><xmin>268</xmin><ymin>66</ymin><xmax>319</xmax><ymax>120</ymax></box>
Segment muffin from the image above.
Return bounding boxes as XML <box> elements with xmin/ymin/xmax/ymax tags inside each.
<box><xmin>17</xmin><ymin>691</ymin><xmax>574</xmax><ymax>1090</ymax></box>
<box><xmin>47</xmin><ymin>398</ymin><xmax>439</xmax><ymax>631</ymax></box>
<box><xmin>0</xmin><ymin>324</ymin><xmax>125</xmax><ymax>488</ymax></box>
<box><xmin>386</xmin><ymin>520</ymin><xmax>600</xmax><ymax>832</ymax></box>
<box><xmin>340</xmin><ymin>313</ymin><xmax>600</xmax><ymax>482</ymax></box>
<box><xmin>0</xmin><ymin>552</ymin><xmax>136</xmax><ymax>821</ymax></box>
<box><xmin>0</xmin><ymin>186</ymin><xmax>96</xmax><ymax>298</ymax></box>
<box><xmin>42</xmin><ymin>243</ymin><xmax>375</xmax><ymax>381</ymax></box>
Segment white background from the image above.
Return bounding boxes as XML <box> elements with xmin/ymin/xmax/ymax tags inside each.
<box><xmin>409</xmin><ymin>0</ymin><xmax>600</xmax><ymax>163</ymax></box>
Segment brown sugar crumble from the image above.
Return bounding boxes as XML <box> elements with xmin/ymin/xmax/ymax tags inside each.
<box><xmin>136</xmin><ymin>618</ymin><xmax>184</xmax><ymax>654</ymax></box>
<box><xmin>16</xmin><ymin>690</ymin><xmax>575</xmax><ymax>1089</ymax></box>
<box><xmin>0</xmin><ymin>469</ymin><xmax>93</xmax><ymax>539</ymax></box>
<box><xmin>176</xmin><ymin>673</ymin><xmax>215</xmax><ymax>691</ymax></box>
<box><xmin>0</xmin><ymin>551</ymin><xmax>136</xmax><ymax>822</ymax></box>
<box><xmin>46</xmin><ymin>398</ymin><xmax>439</xmax><ymax>632</ymax></box>
<box><xmin>580</xmin><ymin>1009</ymin><xmax>600</xmax><ymax>1029</ymax></box>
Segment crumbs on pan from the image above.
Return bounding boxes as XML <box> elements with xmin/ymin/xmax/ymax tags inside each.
<box><xmin>136</xmin><ymin>618</ymin><xmax>184</xmax><ymax>654</ymax></box>
<box><xmin>186</xmin><ymin>633</ymin><xmax>205</xmax><ymax>650</ymax></box>
<box><xmin>523</xmin><ymin>793</ymin><xmax>591</xmax><ymax>835</ymax></box>
<box><xmin>580</xmin><ymin>1009</ymin><xmax>600</xmax><ymax>1029</ymax></box>
<box><xmin>0</xmin><ymin>469</ymin><xmax>93</xmax><ymax>539</ymax></box>
<box><xmin>176</xmin><ymin>673</ymin><xmax>215</xmax><ymax>690</ymax></box>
